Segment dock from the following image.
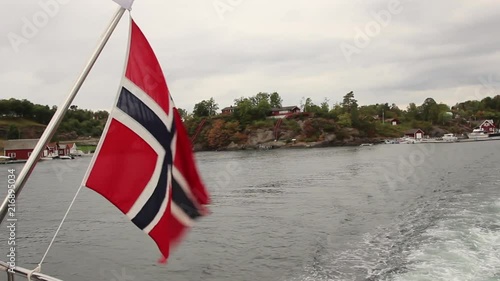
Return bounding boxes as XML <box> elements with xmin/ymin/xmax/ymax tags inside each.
<box><xmin>457</xmin><ymin>136</ymin><xmax>500</xmax><ymax>143</ymax></box>
<box><xmin>0</xmin><ymin>160</ymin><xmax>27</xmax><ymax>165</ymax></box>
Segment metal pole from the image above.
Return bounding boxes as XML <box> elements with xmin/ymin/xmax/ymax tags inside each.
<box><xmin>0</xmin><ymin>6</ymin><xmax>127</xmax><ymax>224</ymax></box>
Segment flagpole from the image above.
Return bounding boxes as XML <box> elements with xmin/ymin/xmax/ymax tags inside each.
<box><xmin>0</xmin><ymin>6</ymin><xmax>127</xmax><ymax>224</ymax></box>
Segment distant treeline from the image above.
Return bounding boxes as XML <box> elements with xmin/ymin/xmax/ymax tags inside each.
<box><xmin>2</xmin><ymin>92</ymin><xmax>500</xmax><ymax>143</ymax></box>
<box><xmin>1</xmin><ymin>98</ymin><xmax>109</xmax><ymax>139</ymax></box>
<box><xmin>185</xmin><ymin>92</ymin><xmax>500</xmax><ymax>128</ymax></box>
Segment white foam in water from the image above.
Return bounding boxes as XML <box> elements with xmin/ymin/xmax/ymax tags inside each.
<box><xmin>388</xmin><ymin>200</ymin><xmax>500</xmax><ymax>281</ymax></box>
<box><xmin>282</xmin><ymin>188</ymin><xmax>500</xmax><ymax>281</ymax></box>
<box><xmin>286</xmin><ymin>197</ymin><xmax>500</xmax><ymax>281</ymax></box>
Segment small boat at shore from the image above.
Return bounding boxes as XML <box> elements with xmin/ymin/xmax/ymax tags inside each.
<box><xmin>59</xmin><ymin>155</ymin><xmax>75</xmax><ymax>160</ymax></box>
<box><xmin>463</xmin><ymin>128</ymin><xmax>500</xmax><ymax>141</ymax></box>
<box><xmin>467</xmin><ymin>129</ymin><xmax>489</xmax><ymax>140</ymax></box>
<box><xmin>51</xmin><ymin>155</ymin><xmax>75</xmax><ymax>160</ymax></box>
<box><xmin>458</xmin><ymin>136</ymin><xmax>500</xmax><ymax>142</ymax></box>
<box><xmin>442</xmin><ymin>133</ymin><xmax>458</xmax><ymax>142</ymax></box>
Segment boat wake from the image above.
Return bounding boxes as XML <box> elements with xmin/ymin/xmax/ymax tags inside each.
<box><xmin>385</xmin><ymin>198</ymin><xmax>500</xmax><ymax>281</ymax></box>
<box><xmin>285</xmin><ymin>192</ymin><xmax>500</xmax><ymax>281</ymax></box>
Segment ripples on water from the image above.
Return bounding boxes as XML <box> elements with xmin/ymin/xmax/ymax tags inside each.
<box><xmin>0</xmin><ymin>142</ymin><xmax>499</xmax><ymax>281</ymax></box>
<box><xmin>286</xmin><ymin>143</ymin><xmax>500</xmax><ymax>281</ymax></box>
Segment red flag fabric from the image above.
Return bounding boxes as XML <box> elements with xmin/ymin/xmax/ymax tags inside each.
<box><xmin>82</xmin><ymin>17</ymin><xmax>210</xmax><ymax>262</ymax></box>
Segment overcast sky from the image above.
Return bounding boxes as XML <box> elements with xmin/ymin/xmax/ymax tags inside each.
<box><xmin>1</xmin><ymin>0</ymin><xmax>500</xmax><ymax>113</ymax></box>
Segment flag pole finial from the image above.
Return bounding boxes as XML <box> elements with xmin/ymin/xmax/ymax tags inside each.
<box><xmin>113</xmin><ymin>0</ymin><xmax>135</xmax><ymax>10</ymax></box>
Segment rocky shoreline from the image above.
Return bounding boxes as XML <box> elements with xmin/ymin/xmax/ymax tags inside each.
<box><xmin>224</xmin><ymin>139</ymin><xmax>384</xmax><ymax>151</ymax></box>
<box><xmin>192</xmin><ymin>128</ymin><xmax>386</xmax><ymax>152</ymax></box>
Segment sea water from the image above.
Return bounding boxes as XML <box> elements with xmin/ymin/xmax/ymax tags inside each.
<box><xmin>0</xmin><ymin>141</ymin><xmax>499</xmax><ymax>281</ymax></box>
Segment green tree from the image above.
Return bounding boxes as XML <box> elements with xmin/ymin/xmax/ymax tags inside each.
<box><xmin>270</xmin><ymin>92</ymin><xmax>283</xmax><ymax>108</ymax></box>
<box><xmin>32</xmin><ymin>104</ymin><xmax>54</xmax><ymax>124</ymax></box>
<box><xmin>303</xmin><ymin>98</ymin><xmax>314</xmax><ymax>112</ymax></box>
<box><xmin>233</xmin><ymin>94</ymin><xmax>271</xmax><ymax>124</ymax></box>
<box><xmin>341</xmin><ymin>91</ymin><xmax>359</xmax><ymax>126</ymax></box>
<box><xmin>94</xmin><ymin>110</ymin><xmax>109</xmax><ymax>121</ymax></box>
<box><xmin>298</xmin><ymin>97</ymin><xmax>323</xmax><ymax>114</ymax></box>
<box><xmin>405</xmin><ymin>102</ymin><xmax>419</xmax><ymax>121</ymax></box>
<box><xmin>330</xmin><ymin>102</ymin><xmax>343</xmax><ymax>116</ymax></box>
<box><xmin>193</xmin><ymin>97</ymin><xmax>219</xmax><ymax>117</ymax></box>
<box><xmin>19</xmin><ymin>99</ymin><xmax>34</xmax><ymax>117</ymax></box>
<box><xmin>250</xmin><ymin>92</ymin><xmax>270</xmax><ymax>107</ymax></box>
<box><xmin>233</xmin><ymin>98</ymin><xmax>254</xmax><ymax>125</ymax></box>
<box><xmin>421</xmin><ymin>98</ymin><xmax>437</xmax><ymax>122</ymax></box>
<box><xmin>177</xmin><ymin>108</ymin><xmax>188</xmax><ymax>120</ymax></box>
<box><xmin>3</xmin><ymin>99</ymin><xmax>22</xmax><ymax>116</ymax></box>
<box><xmin>320</xmin><ymin>98</ymin><xmax>330</xmax><ymax>113</ymax></box>
<box><xmin>438</xmin><ymin>111</ymin><xmax>452</xmax><ymax>125</ymax></box>
<box><xmin>342</xmin><ymin>91</ymin><xmax>357</xmax><ymax>114</ymax></box>
<box><xmin>390</xmin><ymin>103</ymin><xmax>403</xmax><ymax>117</ymax></box>
<box><xmin>7</xmin><ymin>125</ymin><xmax>20</xmax><ymax>139</ymax></box>
<box><xmin>337</xmin><ymin>113</ymin><xmax>352</xmax><ymax>127</ymax></box>
<box><xmin>255</xmin><ymin>96</ymin><xmax>272</xmax><ymax>117</ymax></box>
<box><xmin>351</xmin><ymin>105</ymin><xmax>360</xmax><ymax>127</ymax></box>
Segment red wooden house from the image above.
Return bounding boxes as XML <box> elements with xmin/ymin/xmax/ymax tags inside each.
<box><xmin>4</xmin><ymin>139</ymin><xmax>40</xmax><ymax>160</ymax></box>
<box><xmin>46</xmin><ymin>142</ymin><xmax>59</xmax><ymax>157</ymax></box>
<box><xmin>3</xmin><ymin>139</ymin><xmax>73</xmax><ymax>160</ymax></box>
<box><xmin>66</xmin><ymin>143</ymin><xmax>78</xmax><ymax>155</ymax></box>
<box><xmin>404</xmin><ymin>129</ymin><xmax>425</xmax><ymax>139</ymax></box>
<box><xmin>385</xmin><ymin>118</ymin><xmax>400</xmax><ymax>126</ymax></box>
<box><xmin>269</xmin><ymin>106</ymin><xmax>300</xmax><ymax>118</ymax></box>
<box><xmin>476</xmin><ymin>119</ymin><xmax>496</xmax><ymax>133</ymax></box>
<box><xmin>57</xmin><ymin>143</ymin><xmax>70</xmax><ymax>156</ymax></box>
<box><xmin>221</xmin><ymin>106</ymin><xmax>236</xmax><ymax>114</ymax></box>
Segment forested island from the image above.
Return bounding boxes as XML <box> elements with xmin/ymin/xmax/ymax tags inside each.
<box><xmin>1</xmin><ymin>92</ymin><xmax>499</xmax><ymax>151</ymax></box>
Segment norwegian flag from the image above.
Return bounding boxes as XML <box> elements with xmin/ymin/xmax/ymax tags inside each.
<box><xmin>82</xmin><ymin>18</ymin><xmax>210</xmax><ymax>262</ymax></box>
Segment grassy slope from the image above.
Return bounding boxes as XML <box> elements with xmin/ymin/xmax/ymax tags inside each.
<box><xmin>76</xmin><ymin>145</ymin><xmax>97</xmax><ymax>153</ymax></box>
<box><xmin>0</xmin><ymin>117</ymin><xmax>46</xmax><ymax>127</ymax></box>
<box><xmin>0</xmin><ymin>118</ymin><xmax>46</xmax><ymax>153</ymax></box>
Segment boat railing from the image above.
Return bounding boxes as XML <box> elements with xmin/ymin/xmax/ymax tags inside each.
<box><xmin>0</xmin><ymin>261</ymin><xmax>63</xmax><ymax>281</ymax></box>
